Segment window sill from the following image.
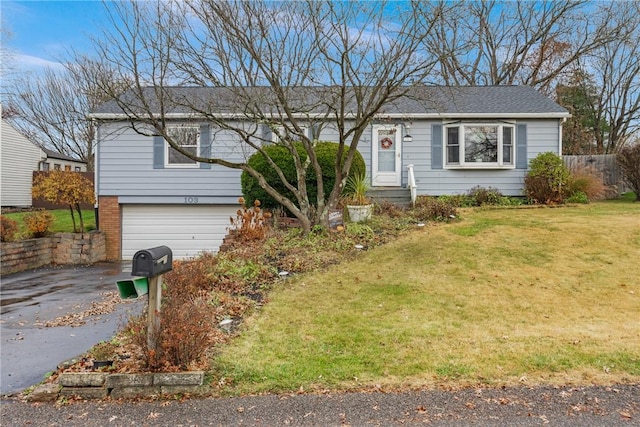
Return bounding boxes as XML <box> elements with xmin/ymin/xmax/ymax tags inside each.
<box><xmin>445</xmin><ymin>164</ymin><xmax>515</xmax><ymax>170</ymax></box>
<box><xmin>164</xmin><ymin>164</ymin><xmax>200</xmax><ymax>169</ymax></box>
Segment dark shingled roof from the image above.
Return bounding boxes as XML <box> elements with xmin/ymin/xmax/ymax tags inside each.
<box><xmin>43</xmin><ymin>148</ymin><xmax>86</xmax><ymax>163</ymax></box>
<box><xmin>92</xmin><ymin>85</ymin><xmax>568</xmax><ymax>118</ymax></box>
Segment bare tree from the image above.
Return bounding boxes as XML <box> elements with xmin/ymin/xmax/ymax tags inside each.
<box><xmin>89</xmin><ymin>0</ymin><xmax>442</xmax><ymax>231</ymax></box>
<box><xmin>422</xmin><ymin>1</ymin><xmax>617</xmax><ymax>94</ymax></box>
<box><xmin>5</xmin><ymin>59</ymin><xmax>114</xmax><ymax>171</ymax></box>
<box><xmin>578</xmin><ymin>1</ymin><xmax>640</xmax><ymax>153</ymax></box>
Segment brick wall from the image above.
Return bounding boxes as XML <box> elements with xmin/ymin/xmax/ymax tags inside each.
<box><xmin>98</xmin><ymin>196</ymin><xmax>121</xmax><ymax>261</ymax></box>
<box><xmin>0</xmin><ymin>232</ymin><xmax>106</xmax><ymax>275</ymax></box>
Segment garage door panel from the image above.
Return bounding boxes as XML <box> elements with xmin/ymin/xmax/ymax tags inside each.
<box><xmin>122</xmin><ymin>205</ymin><xmax>236</xmax><ymax>260</ymax></box>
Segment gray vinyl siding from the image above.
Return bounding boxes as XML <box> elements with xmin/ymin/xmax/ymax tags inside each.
<box><xmin>98</xmin><ymin>118</ymin><xmax>561</xmax><ymax>201</ymax></box>
<box><xmin>97</xmin><ymin>122</ymin><xmax>245</xmax><ymax>201</ymax></box>
<box><xmin>408</xmin><ymin>119</ymin><xmax>561</xmax><ymax>197</ymax></box>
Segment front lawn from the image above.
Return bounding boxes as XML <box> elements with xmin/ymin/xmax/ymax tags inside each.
<box><xmin>213</xmin><ymin>201</ymin><xmax>640</xmax><ymax>394</ymax></box>
<box><xmin>3</xmin><ymin>209</ymin><xmax>95</xmax><ymax>238</ymax></box>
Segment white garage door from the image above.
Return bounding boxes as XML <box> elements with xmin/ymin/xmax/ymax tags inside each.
<box><xmin>122</xmin><ymin>205</ymin><xmax>237</xmax><ymax>260</ymax></box>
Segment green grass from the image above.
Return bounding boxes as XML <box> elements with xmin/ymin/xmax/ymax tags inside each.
<box><xmin>4</xmin><ymin>209</ymin><xmax>95</xmax><ymax>237</ymax></box>
<box><xmin>212</xmin><ymin>200</ymin><xmax>640</xmax><ymax>395</ymax></box>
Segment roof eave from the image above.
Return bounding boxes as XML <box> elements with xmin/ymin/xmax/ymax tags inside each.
<box><xmin>89</xmin><ymin>111</ymin><xmax>571</xmax><ymax>121</ymax></box>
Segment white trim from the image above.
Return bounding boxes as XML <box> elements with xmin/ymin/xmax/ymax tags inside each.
<box><xmin>164</xmin><ymin>125</ymin><xmax>200</xmax><ymax>169</ymax></box>
<box><xmin>89</xmin><ymin>112</ymin><xmax>571</xmax><ymax>120</ymax></box>
<box><xmin>372</xmin><ymin>124</ymin><xmax>402</xmax><ymax>186</ymax></box>
<box><xmin>443</xmin><ymin>123</ymin><xmax>516</xmax><ymax>170</ymax></box>
<box><xmin>271</xmin><ymin>125</ymin><xmax>309</xmax><ymax>143</ymax></box>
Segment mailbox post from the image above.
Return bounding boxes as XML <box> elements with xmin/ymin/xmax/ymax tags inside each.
<box><xmin>130</xmin><ymin>246</ymin><xmax>173</xmax><ymax>354</ymax></box>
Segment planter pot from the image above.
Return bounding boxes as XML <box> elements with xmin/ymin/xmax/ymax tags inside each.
<box><xmin>347</xmin><ymin>204</ymin><xmax>373</xmax><ymax>223</ymax></box>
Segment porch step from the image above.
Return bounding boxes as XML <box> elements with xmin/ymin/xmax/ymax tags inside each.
<box><xmin>368</xmin><ymin>187</ymin><xmax>412</xmax><ymax>208</ymax></box>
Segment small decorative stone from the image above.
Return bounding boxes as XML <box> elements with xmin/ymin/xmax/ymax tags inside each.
<box><xmin>25</xmin><ymin>383</ymin><xmax>61</xmax><ymax>402</ymax></box>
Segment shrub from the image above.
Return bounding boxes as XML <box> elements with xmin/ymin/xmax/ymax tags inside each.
<box><xmin>524</xmin><ymin>152</ymin><xmax>570</xmax><ymax>204</ymax></box>
<box><xmin>617</xmin><ymin>144</ymin><xmax>640</xmax><ymax>201</ymax></box>
<box><xmin>566</xmin><ymin>166</ymin><xmax>606</xmax><ymax>201</ymax></box>
<box><xmin>23</xmin><ymin>210</ymin><xmax>54</xmax><ymax>238</ymax></box>
<box><xmin>566</xmin><ymin>191</ymin><xmax>589</xmax><ymax>204</ymax></box>
<box><xmin>466</xmin><ymin>186</ymin><xmax>503</xmax><ymax>206</ymax></box>
<box><xmin>229</xmin><ymin>198</ymin><xmax>272</xmax><ymax>241</ymax></box>
<box><xmin>127</xmin><ymin>293</ymin><xmax>218</xmax><ymax>371</ymax></box>
<box><xmin>1</xmin><ymin>216</ymin><xmax>19</xmax><ymax>242</ymax></box>
<box><xmin>241</xmin><ymin>141</ymin><xmax>366</xmax><ymax>211</ymax></box>
<box><xmin>413</xmin><ymin>196</ymin><xmax>458</xmax><ymax>222</ymax></box>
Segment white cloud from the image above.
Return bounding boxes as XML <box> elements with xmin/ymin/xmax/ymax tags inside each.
<box><xmin>11</xmin><ymin>52</ymin><xmax>65</xmax><ymax>73</ymax></box>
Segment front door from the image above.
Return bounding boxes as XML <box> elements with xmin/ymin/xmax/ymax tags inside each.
<box><xmin>372</xmin><ymin>125</ymin><xmax>402</xmax><ymax>186</ymax></box>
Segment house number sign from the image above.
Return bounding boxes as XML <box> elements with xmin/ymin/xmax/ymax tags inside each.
<box><xmin>184</xmin><ymin>197</ymin><xmax>199</xmax><ymax>204</ymax></box>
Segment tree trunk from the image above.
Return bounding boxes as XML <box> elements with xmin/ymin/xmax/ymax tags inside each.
<box><xmin>68</xmin><ymin>205</ymin><xmax>78</xmax><ymax>233</ymax></box>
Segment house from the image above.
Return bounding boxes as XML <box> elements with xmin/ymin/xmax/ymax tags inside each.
<box><xmin>40</xmin><ymin>148</ymin><xmax>88</xmax><ymax>172</ymax></box>
<box><xmin>91</xmin><ymin>86</ymin><xmax>569</xmax><ymax>261</ymax></box>
<box><xmin>1</xmin><ymin>118</ymin><xmax>47</xmax><ymax>208</ymax></box>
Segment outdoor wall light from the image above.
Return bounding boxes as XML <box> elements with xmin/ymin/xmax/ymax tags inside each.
<box><xmin>403</xmin><ymin>123</ymin><xmax>413</xmax><ymax>142</ymax></box>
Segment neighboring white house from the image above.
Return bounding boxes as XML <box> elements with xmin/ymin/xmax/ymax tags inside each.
<box><xmin>0</xmin><ymin>118</ymin><xmax>47</xmax><ymax>208</ymax></box>
<box><xmin>41</xmin><ymin>148</ymin><xmax>88</xmax><ymax>172</ymax></box>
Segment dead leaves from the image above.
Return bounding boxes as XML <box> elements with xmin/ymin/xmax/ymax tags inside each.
<box><xmin>34</xmin><ymin>292</ymin><xmax>125</xmax><ymax>328</ymax></box>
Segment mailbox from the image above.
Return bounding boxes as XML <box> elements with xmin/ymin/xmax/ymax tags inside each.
<box><xmin>131</xmin><ymin>245</ymin><xmax>173</xmax><ymax>277</ymax></box>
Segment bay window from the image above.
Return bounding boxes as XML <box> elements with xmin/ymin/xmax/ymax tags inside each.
<box><xmin>445</xmin><ymin>124</ymin><xmax>515</xmax><ymax>168</ymax></box>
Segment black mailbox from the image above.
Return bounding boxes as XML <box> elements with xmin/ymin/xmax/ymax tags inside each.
<box><xmin>132</xmin><ymin>246</ymin><xmax>173</xmax><ymax>277</ymax></box>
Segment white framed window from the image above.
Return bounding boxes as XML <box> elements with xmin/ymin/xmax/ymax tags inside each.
<box><xmin>165</xmin><ymin>125</ymin><xmax>200</xmax><ymax>168</ymax></box>
<box><xmin>272</xmin><ymin>125</ymin><xmax>309</xmax><ymax>143</ymax></box>
<box><xmin>445</xmin><ymin>123</ymin><xmax>515</xmax><ymax>168</ymax></box>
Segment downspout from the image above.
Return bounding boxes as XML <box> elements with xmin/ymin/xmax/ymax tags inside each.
<box><xmin>93</xmin><ymin>121</ymin><xmax>100</xmax><ymax>230</ymax></box>
<box><xmin>559</xmin><ymin>117</ymin><xmax>566</xmax><ymax>155</ymax></box>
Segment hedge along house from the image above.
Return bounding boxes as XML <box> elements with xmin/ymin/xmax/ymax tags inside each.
<box><xmin>91</xmin><ymin>85</ymin><xmax>569</xmax><ymax>261</ymax></box>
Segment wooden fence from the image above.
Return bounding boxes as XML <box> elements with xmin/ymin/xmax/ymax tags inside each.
<box><xmin>562</xmin><ymin>154</ymin><xmax>629</xmax><ymax>196</ymax></box>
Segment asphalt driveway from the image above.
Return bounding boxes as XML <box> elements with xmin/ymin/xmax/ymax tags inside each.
<box><xmin>0</xmin><ymin>263</ymin><xmax>144</xmax><ymax>396</ymax></box>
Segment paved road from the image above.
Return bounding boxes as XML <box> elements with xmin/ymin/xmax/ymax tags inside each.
<box><xmin>0</xmin><ymin>263</ymin><xmax>144</xmax><ymax>396</ymax></box>
<box><xmin>1</xmin><ymin>383</ymin><xmax>638</xmax><ymax>426</ymax></box>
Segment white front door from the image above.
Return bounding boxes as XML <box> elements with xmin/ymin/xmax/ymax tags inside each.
<box><xmin>372</xmin><ymin>125</ymin><xmax>402</xmax><ymax>186</ymax></box>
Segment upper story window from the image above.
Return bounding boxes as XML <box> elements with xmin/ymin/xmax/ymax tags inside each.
<box><xmin>272</xmin><ymin>125</ymin><xmax>309</xmax><ymax>143</ymax></box>
<box><xmin>445</xmin><ymin>123</ymin><xmax>515</xmax><ymax>168</ymax></box>
<box><xmin>42</xmin><ymin>162</ymin><xmax>50</xmax><ymax>171</ymax></box>
<box><xmin>165</xmin><ymin>125</ymin><xmax>200</xmax><ymax>168</ymax></box>
<box><xmin>54</xmin><ymin>163</ymin><xmax>61</xmax><ymax>170</ymax></box>
<box><xmin>64</xmin><ymin>165</ymin><xmax>72</xmax><ymax>171</ymax></box>
<box><xmin>74</xmin><ymin>166</ymin><xmax>82</xmax><ymax>172</ymax></box>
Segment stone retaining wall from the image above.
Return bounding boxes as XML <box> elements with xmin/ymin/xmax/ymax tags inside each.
<box><xmin>0</xmin><ymin>231</ymin><xmax>106</xmax><ymax>275</ymax></box>
<box><xmin>26</xmin><ymin>371</ymin><xmax>205</xmax><ymax>401</ymax></box>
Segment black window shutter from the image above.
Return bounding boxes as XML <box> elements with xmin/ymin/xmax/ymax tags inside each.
<box><xmin>200</xmin><ymin>125</ymin><xmax>211</xmax><ymax>169</ymax></box>
<box><xmin>153</xmin><ymin>135</ymin><xmax>164</xmax><ymax>169</ymax></box>
<box><xmin>516</xmin><ymin>124</ymin><xmax>527</xmax><ymax>169</ymax></box>
<box><xmin>431</xmin><ymin>124</ymin><xmax>443</xmax><ymax>169</ymax></box>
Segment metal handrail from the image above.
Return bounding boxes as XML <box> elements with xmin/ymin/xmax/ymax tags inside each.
<box><xmin>407</xmin><ymin>164</ymin><xmax>417</xmax><ymax>207</ymax></box>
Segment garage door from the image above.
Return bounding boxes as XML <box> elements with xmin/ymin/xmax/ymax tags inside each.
<box><xmin>122</xmin><ymin>205</ymin><xmax>237</xmax><ymax>260</ymax></box>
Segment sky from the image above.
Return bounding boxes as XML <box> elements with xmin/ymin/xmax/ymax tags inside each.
<box><xmin>1</xmin><ymin>0</ymin><xmax>108</xmax><ymax>73</ymax></box>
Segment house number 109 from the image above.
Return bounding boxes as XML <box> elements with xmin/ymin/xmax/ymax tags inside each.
<box><xmin>184</xmin><ymin>197</ymin><xmax>199</xmax><ymax>204</ymax></box>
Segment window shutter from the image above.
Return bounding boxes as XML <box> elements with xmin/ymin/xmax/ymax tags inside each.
<box><xmin>153</xmin><ymin>135</ymin><xmax>164</xmax><ymax>169</ymax></box>
<box><xmin>431</xmin><ymin>124</ymin><xmax>443</xmax><ymax>169</ymax></box>
<box><xmin>199</xmin><ymin>125</ymin><xmax>211</xmax><ymax>169</ymax></box>
<box><xmin>262</xmin><ymin>124</ymin><xmax>272</xmax><ymax>144</ymax></box>
<box><xmin>516</xmin><ymin>124</ymin><xmax>527</xmax><ymax>169</ymax></box>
